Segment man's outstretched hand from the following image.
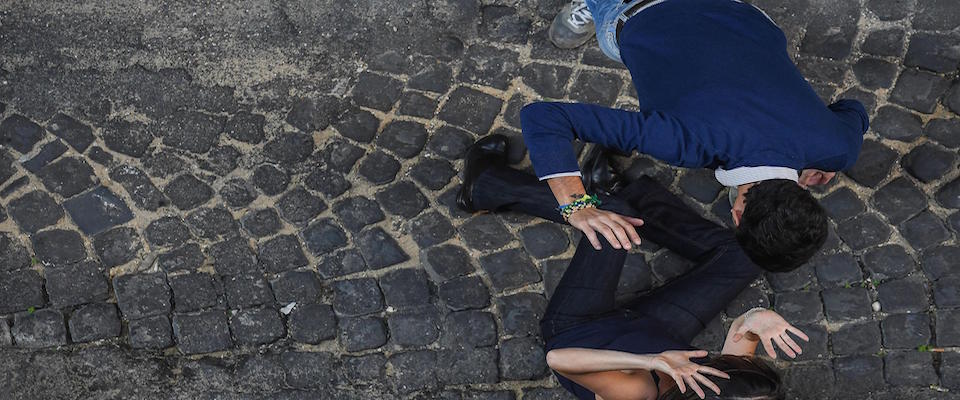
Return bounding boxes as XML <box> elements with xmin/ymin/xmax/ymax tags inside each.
<box><xmin>733</xmin><ymin>309</ymin><xmax>809</xmax><ymax>359</ymax></box>
<box><xmin>567</xmin><ymin>208</ymin><xmax>644</xmax><ymax>250</ymax></box>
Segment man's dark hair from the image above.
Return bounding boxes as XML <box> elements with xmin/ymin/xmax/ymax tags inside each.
<box><xmin>735</xmin><ymin>179</ymin><xmax>828</xmax><ymax>272</ymax></box>
<box><xmin>659</xmin><ymin>355</ymin><xmax>783</xmax><ymax>400</ymax></box>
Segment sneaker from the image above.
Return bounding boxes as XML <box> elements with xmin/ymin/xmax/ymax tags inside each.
<box><xmin>548</xmin><ymin>0</ymin><xmax>595</xmax><ymax>49</ymax></box>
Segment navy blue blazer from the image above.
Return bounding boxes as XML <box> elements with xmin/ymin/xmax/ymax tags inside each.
<box><xmin>521</xmin><ymin>0</ymin><xmax>869</xmax><ymax>179</ymax></box>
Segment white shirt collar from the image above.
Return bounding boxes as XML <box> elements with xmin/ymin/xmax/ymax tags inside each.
<box><xmin>715</xmin><ymin>166</ymin><xmax>799</xmax><ymax>187</ymax></box>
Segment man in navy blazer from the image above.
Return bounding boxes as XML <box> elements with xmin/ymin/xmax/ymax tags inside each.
<box><xmin>518</xmin><ymin>0</ymin><xmax>869</xmax><ymax>272</ymax></box>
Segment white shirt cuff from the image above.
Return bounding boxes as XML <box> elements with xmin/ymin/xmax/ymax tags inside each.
<box><xmin>538</xmin><ymin>171</ymin><xmax>583</xmax><ymax>181</ymax></box>
<box><xmin>715</xmin><ymin>166</ymin><xmax>799</xmax><ymax>187</ymax></box>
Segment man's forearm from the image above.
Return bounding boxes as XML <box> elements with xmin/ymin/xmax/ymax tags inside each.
<box><xmin>546</xmin><ymin>348</ymin><xmax>657</xmax><ymax>374</ymax></box>
<box><xmin>547</xmin><ymin>176</ymin><xmax>587</xmax><ymax>206</ymax></box>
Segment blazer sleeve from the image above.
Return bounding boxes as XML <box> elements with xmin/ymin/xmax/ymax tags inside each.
<box><xmin>520</xmin><ymin>101</ymin><xmax>714</xmax><ymax>180</ymax></box>
<box><xmin>828</xmin><ymin>99</ymin><xmax>870</xmax><ymax>170</ymax></box>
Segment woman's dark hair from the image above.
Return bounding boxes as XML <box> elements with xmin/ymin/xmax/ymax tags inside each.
<box><xmin>735</xmin><ymin>179</ymin><xmax>828</xmax><ymax>273</ymax></box>
<box><xmin>659</xmin><ymin>355</ymin><xmax>783</xmax><ymax>400</ymax></box>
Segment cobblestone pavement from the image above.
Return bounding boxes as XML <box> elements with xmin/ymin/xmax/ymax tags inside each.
<box><xmin>0</xmin><ymin>0</ymin><xmax>959</xmax><ymax>399</ymax></box>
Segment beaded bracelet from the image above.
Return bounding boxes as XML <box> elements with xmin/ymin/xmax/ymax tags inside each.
<box><xmin>557</xmin><ymin>194</ymin><xmax>602</xmax><ymax>222</ymax></box>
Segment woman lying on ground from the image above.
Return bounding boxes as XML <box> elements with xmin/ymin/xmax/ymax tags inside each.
<box><xmin>457</xmin><ymin>136</ymin><xmax>809</xmax><ymax>400</ymax></box>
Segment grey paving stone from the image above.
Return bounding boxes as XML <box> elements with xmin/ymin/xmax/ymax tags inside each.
<box><xmin>814</xmin><ymin>252</ymin><xmax>863</xmax><ymax>287</ymax></box>
<box><xmin>0</xmin><ymin>317</ymin><xmax>10</xmax><ymax>347</ymax></box>
<box><xmin>68</xmin><ymin>303</ymin><xmax>121</xmax><ymax>343</ymax></box>
<box><xmin>408</xmin><ymin>61</ymin><xmax>454</xmax><ymax>93</ymax></box>
<box><xmin>114</xmin><ymin>272</ymin><xmax>172</xmax><ymax>320</ymax></box>
<box><xmin>109</xmin><ymin>165</ymin><xmax>168</xmax><ymax>211</ymax></box>
<box><xmin>0</xmin><ymin>269</ymin><xmax>45</xmax><ymax>314</ymax></box>
<box><xmin>206</xmin><ymin>237</ymin><xmax>258</xmax><ymax>276</ymax></box>
<box><xmin>225</xmin><ymin>111</ymin><xmax>265</xmax><ymax>144</ymax></box>
<box><xmin>200</xmin><ymin>145</ymin><xmax>240</xmax><ymax>175</ymax></box>
<box><xmin>351</xmin><ymin>71</ymin><xmax>402</xmax><ymax>111</ymax></box>
<box><xmin>159</xmin><ymin>110</ymin><xmax>224</xmax><ymax>154</ymax></box>
<box><xmin>427</xmin><ymin>126</ymin><xmax>474</xmax><ymax>160</ymax></box>
<box><xmin>93</xmin><ymin>227</ymin><xmax>142</xmax><ymax>268</ymax></box>
<box><xmin>937</xmin><ymin>177</ymin><xmax>960</xmax><ymax>209</ymax></box>
<box><xmin>409</xmin><ymin>157</ymin><xmax>457</xmax><ymax>190</ymax></box>
<box><xmin>439</xmin><ymin>87</ymin><xmax>503</xmax><ymax>135</ymax></box>
<box><xmin>822</xmin><ymin>287</ymin><xmax>873</xmax><ymax>321</ymax></box>
<box><xmin>863</xmin><ymin>245</ymin><xmax>916</xmax><ymax>283</ymax></box>
<box><xmin>158</xmin><ymin>243</ymin><xmax>204</xmax><ymax>272</ymax></box>
<box><xmin>421</xmin><ymin>244</ymin><xmax>474</xmax><ymax>282</ymax></box>
<box><xmin>281</xmin><ymin>351</ymin><xmax>339</xmax><ymax>389</ymax></box>
<box><xmin>395</xmin><ymin>92</ymin><xmax>438</xmax><ymax>122</ymax></box>
<box><xmin>519</xmin><ymin>223</ymin><xmax>569</xmax><ymax>259</ymax></box>
<box><xmin>867</xmin><ymin>0</ymin><xmax>914</xmax><ymax>20</ymax></box>
<box><xmin>950</xmin><ymin>211</ymin><xmax>960</xmax><ymax>234</ymax></box>
<box><xmin>241</xmin><ymin>208</ymin><xmax>281</xmax><ymax>238</ymax></box>
<box><xmin>872</xmin><ymin>177</ymin><xmax>927</xmax><ymax>224</ymax></box>
<box><xmin>251</xmin><ymin>164</ymin><xmax>290</xmax><ymax>196</ymax></box>
<box><xmin>497</xmin><ymin>292</ymin><xmax>546</xmax><ymax>337</ymax></box>
<box><xmin>387</xmin><ymin>308</ymin><xmax>441</xmax><ymax>347</ymax></box>
<box><xmin>925</xmin><ymin>118</ymin><xmax>960</xmax><ymax>149</ymax></box>
<box><xmin>376</xmin><ymin>180</ymin><xmax>428</xmax><ymax>218</ymax></box>
<box><xmin>84</xmin><ymin>145</ymin><xmax>112</xmax><ymax>166</ymax></box>
<box><xmin>913</xmin><ymin>0</ymin><xmax>960</xmax><ymax>30</ymax></box>
<box><xmin>380</xmin><ymin>268</ymin><xmax>431</xmax><ymax>308</ymax></box>
<box><xmin>0</xmin><ymin>232</ymin><xmax>31</xmax><ymax>273</ymax></box>
<box><xmin>480</xmin><ymin>5</ymin><xmax>530</xmax><ymax>43</ymax></box>
<box><xmin>522</xmin><ymin>387</ymin><xmax>577</xmax><ymax>400</ymax></box>
<box><xmin>0</xmin><ymin>114</ymin><xmax>44</xmax><ymax>153</ymax></box>
<box><xmin>936</xmin><ymin>309</ymin><xmax>960</xmax><ymax>346</ymax></box>
<box><xmin>185</xmin><ymin>206</ymin><xmax>239</xmax><ymax>240</ymax></box>
<box><xmin>142</xmin><ymin>151</ymin><xmax>188</xmax><ymax>178</ymax></box>
<box><xmin>872</xmin><ymin>106</ymin><xmax>922</xmax><ymax>142</ymax></box>
<box><xmin>934</xmin><ymin>276</ymin><xmax>960</xmax><ymax>308</ymax></box>
<box><xmin>500</xmin><ymin>336</ymin><xmax>548</xmax><ymax>381</ymax></box>
<box><xmin>799</xmin><ymin>9</ymin><xmax>857</xmax><ymax>60</ymax></box>
<box><xmin>942</xmin><ymin>352</ymin><xmax>960</xmax><ymax>390</ymax></box>
<box><xmin>947</xmin><ymin>81</ymin><xmax>960</xmax><ymax>116</ymax></box>
<box><xmin>437</xmin><ymin>347</ymin><xmax>499</xmax><ymax>385</ymax></box>
<box><xmin>459</xmin><ymin>45</ymin><xmax>520</xmax><ymax>90</ymax></box>
<box><xmin>339</xmin><ymin>316</ymin><xmax>387</xmax><ymax>352</ymax></box>
<box><xmin>235</xmin><ymin>353</ymin><xmax>286</xmax><ymax>392</ymax></box>
<box><xmin>320</xmin><ymin>138</ymin><xmax>365</xmax><ymax>174</ymax></box>
<box><xmin>128</xmin><ymin>315</ymin><xmax>172</xmax><ymax>349</ymax></box>
<box><xmin>723</xmin><ymin>286</ymin><xmax>769</xmax><ymax>317</ymax></box>
<box><xmin>521</xmin><ymin>63</ymin><xmax>573</xmax><ymax>98</ymax></box>
<box><xmin>766</xmin><ymin>264</ymin><xmax>817</xmax><ymax>292</ymax></box>
<box><xmin>377</xmin><ymin>120</ymin><xmax>428</xmax><ymax>159</ymax></box>
<box><xmin>0</xmin><ymin>176</ymin><xmax>27</xmax><ymax>198</ymax></box>
<box><xmin>257</xmin><ymin>235</ymin><xmax>308</xmax><ymax>273</ymax></box>
<box><xmin>22</xmin><ymin>139</ymin><xmax>67</xmax><ymax>173</ymax></box>
<box><xmin>846</xmin><ymin>140</ymin><xmax>898</xmax><ymax>187</ymax></box>
<box><xmin>922</xmin><ymin>245</ymin><xmax>960</xmax><ymax>280</ymax></box>
<box><xmin>32</xmin><ymin>229</ymin><xmax>86</xmax><ymax>265</ymax></box>
<box><xmin>389</xmin><ymin>350</ymin><xmax>438</xmax><ymax>393</ymax></box>
<box><xmin>836</xmin><ymin>214</ymin><xmax>891</xmax><ymax>251</ymax></box>
<box><xmin>45</xmin><ymin>260</ymin><xmax>109</xmax><ymax>308</ymax></box>
<box><xmin>12</xmin><ymin>309</ymin><xmax>67</xmax><ymax>348</ymax></box>
<box><xmin>569</xmin><ymin>70</ymin><xmax>621</xmax><ymax>106</ymax></box>
<box><xmin>834</xmin><ymin>355</ymin><xmax>885</xmax><ymax>395</ymax></box>
<box><xmin>899</xmin><ymin>210</ymin><xmax>950</xmax><ymax>249</ymax></box>
<box><xmin>229</xmin><ymin>307</ymin><xmax>284</xmax><ymax>346</ymax></box>
<box><xmin>830</xmin><ymin>321</ymin><xmax>881</xmax><ymax>356</ymax></box>
<box><xmin>301</xmin><ymin>218</ymin><xmax>347</xmax><ymax>256</ymax></box>
<box><xmin>479</xmin><ymin>248</ymin><xmax>540</xmax><ymax>292</ymax></box>
<box><xmin>100</xmin><ymin>120</ymin><xmax>154</xmax><ymax>157</ymax></box>
<box><xmin>222</xmin><ymin>274</ymin><xmax>273</xmax><ymax>309</ymax></box>
<box><xmin>439</xmin><ymin>275</ymin><xmax>491</xmax><ymax>311</ymax></box>
<box><xmin>169</xmin><ymin>273</ymin><xmax>222</xmax><ymax>313</ymax></box>
<box><xmin>839</xmin><ymin>87</ymin><xmax>878</xmax><ymax>114</ymax></box>
<box><xmin>317</xmin><ymin>249</ymin><xmax>368</xmax><ymax>279</ymax></box>
<box><xmin>774</xmin><ymin>290</ymin><xmax>824</xmax><ymax>324</ymax></box>
<box><xmin>902</xmin><ymin>143</ymin><xmax>956</xmax><ymax>183</ymax></box>
<box><xmin>893</xmin><ymin>70</ymin><xmax>950</xmax><ymax>115</ymax></box>
<box><xmin>164</xmin><ymin>174</ymin><xmax>214</xmax><ymax>210</ymax></box>
<box><xmin>343</xmin><ymin>353</ymin><xmax>386</xmax><ymax>383</ymax></box>
<box><xmin>288</xmin><ymin>302</ymin><xmax>337</xmax><ymax>345</ymax></box>
<box><xmin>820</xmin><ymin>187</ymin><xmax>865</xmax><ymax>222</ymax></box>
<box><xmin>440</xmin><ymin>310</ymin><xmax>497</xmax><ymax>349</ymax></box>
<box><xmin>881</xmin><ymin>313</ymin><xmax>931</xmax><ymax>349</ymax></box>
<box><xmin>463</xmin><ymin>390</ymin><xmax>515</xmax><ymax>400</ymax></box>
<box><xmin>333</xmin><ymin>107</ymin><xmax>379</xmax><ymax>143</ymax></box>
<box><xmin>356</xmin><ymin>227</ymin><xmax>409</xmax><ymax>270</ymax></box>
<box><xmin>43</xmin><ymin>114</ymin><xmax>93</xmax><ymax>151</ymax></box>
<box><xmin>286</xmin><ymin>96</ymin><xmax>340</xmax><ymax>133</ymax></box>
<box><xmin>332</xmin><ymin>196</ymin><xmax>385</xmax><ymax>232</ymax></box>
<box><xmin>877</xmin><ymin>277</ymin><xmax>929</xmax><ymax>313</ymax></box>
<box><xmin>7</xmin><ymin>190</ymin><xmax>64</xmax><ymax>233</ymax></box>
<box><xmin>278</xmin><ymin>186</ymin><xmax>327</xmax><ymax>227</ymax></box>
<box><xmin>357</xmin><ymin>150</ymin><xmax>400</xmax><ymax>186</ymax></box>
<box><xmin>333</xmin><ymin>278</ymin><xmax>384</xmax><ymax>316</ymax></box>
<box><xmin>263</xmin><ymin>132</ymin><xmax>313</xmax><ymax>166</ymax></box>
<box><xmin>0</xmin><ymin>149</ymin><xmax>13</xmax><ymax>187</ymax></box>
<box><xmin>853</xmin><ymin>58</ymin><xmax>898</xmax><ymax>90</ymax></box>
<box><xmin>884</xmin><ymin>351</ymin><xmax>937</xmax><ymax>386</ymax></box>
<box><xmin>459</xmin><ymin>214</ymin><xmax>512</xmax><ymax>251</ymax></box>
<box><xmin>304</xmin><ymin>169</ymin><xmax>351</xmax><ymax>200</ymax></box>
<box><xmin>270</xmin><ymin>270</ymin><xmax>321</xmax><ymax>304</ymax></box>
<box><xmin>172</xmin><ymin>310</ymin><xmax>233</xmax><ymax>354</ymax></box>
<box><xmin>905</xmin><ymin>32</ymin><xmax>960</xmax><ymax>73</ymax></box>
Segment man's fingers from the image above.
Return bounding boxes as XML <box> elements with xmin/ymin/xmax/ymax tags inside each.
<box><xmin>694</xmin><ymin>372</ymin><xmax>722</xmax><ymax>395</ymax></box>
<box><xmin>624</xmin><ymin>216</ymin><xmax>645</xmax><ymax>227</ymax></box>
<box><xmin>684</xmin><ymin>375</ymin><xmax>706</xmax><ymax>399</ymax></box>
<box><xmin>582</xmin><ymin>228</ymin><xmax>602</xmax><ymax>250</ymax></box>
<box><xmin>772</xmin><ymin>334</ymin><xmax>797</xmax><ymax>358</ymax></box>
<box><xmin>591</xmin><ymin>222</ymin><xmax>621</xmax><ymax>250</ymax></box>
<box><xmin>787</xmin><ymin>326</ymin><xmax>810</xmax><ymax>342</ymax></box>
<box><xmin>612</xmin><ymin>217</ymin><xmax>642</xmax><ymax>246</ymax></box>
<box><xmin>762</xmin><ymin>337</ymin><xmax>777</xmax><ymax>359</ymax></box>
<box><xmin>603</xmin><ymin>219</ymin><xmax>633</xmax><ymax>250</ymax></box>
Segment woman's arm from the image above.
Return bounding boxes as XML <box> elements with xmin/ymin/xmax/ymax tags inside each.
<box><xmin>546</xmin><ymin>348</ymin><xmax>658</xmax><ymax>374</ymax></box>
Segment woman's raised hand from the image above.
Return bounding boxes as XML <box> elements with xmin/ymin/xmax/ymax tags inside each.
<box><xmin>652</xmin><ymin>350</ymin><xmax>730</xmax><ymax>399</ymax></box>
<box><xmin>734</xmin><ymin>308</ymin><xmax>810</xmax><ymax>359</ymax></box>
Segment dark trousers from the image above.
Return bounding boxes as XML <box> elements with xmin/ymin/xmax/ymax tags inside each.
<box><xmin>472</xmin><ymin>166</ymin><xmax>762</xmax><ymax>343</ymax></box>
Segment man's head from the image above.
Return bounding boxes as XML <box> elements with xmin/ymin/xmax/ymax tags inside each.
<box><xmin>732</xmin><ymin>179</ymin><xmax>828</xmax><ymax>272</ymax></box>
<box><xmin>659</xmin><ymin>355</ymin><xmax>783</xmax><ymax>400</ymax></box>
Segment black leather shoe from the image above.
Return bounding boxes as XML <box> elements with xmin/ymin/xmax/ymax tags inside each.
<box><xmin>581</xmin><ymin>145</ymin><xmax>624</xmax><ymax>196</ymax></box>
<box><xmin>457</xmin><ymin>134</ymin><xmax>509</xmax><ymax>212</ymax></box>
